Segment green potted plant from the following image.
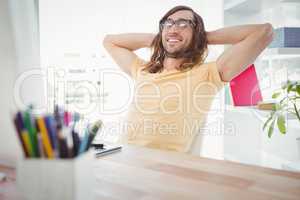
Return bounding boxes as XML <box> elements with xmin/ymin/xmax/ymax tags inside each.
<box><xmin>263</xmin><ymin>80</ymin><xmax>300</xmax><ymax>138</ymax></box>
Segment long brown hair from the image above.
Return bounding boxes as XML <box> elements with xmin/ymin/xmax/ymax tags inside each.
<box><xmin>143</xmin><ymin>5</ymin><xmax>208</xmax><ymax>73</ymax></box>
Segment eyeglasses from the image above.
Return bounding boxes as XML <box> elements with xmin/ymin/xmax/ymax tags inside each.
<box><xmin>160</xmin><ymin>18</ymin><xmax>195</xmax><ymax>30</ymax></box>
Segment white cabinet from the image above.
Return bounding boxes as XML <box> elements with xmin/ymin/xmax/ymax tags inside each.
<box><xmin>224</xmin><ymin>106</ymin><xmax>300</xmax><ymax>170</ymax></box>
<box><xmin>224</xmin><ymin>106</ymin><xmax>264</xmax><ymax>166</ymax></box>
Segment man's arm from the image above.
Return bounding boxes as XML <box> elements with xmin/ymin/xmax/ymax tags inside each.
<box><xmin>103</xmin><ymin>33</ymin><xmax>155</xmax><ymax>75</ymax></box>
<box><xmin>207</xmin><ymin>23</ymin><xmax>274</xmax><ymax>82</ymax></box>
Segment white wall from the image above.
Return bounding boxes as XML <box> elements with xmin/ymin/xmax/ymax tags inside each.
<box><xmin>0</xmin><ymin>0</ymin><xmax>21</xmax><ymax>166</ymax></box>
<box><xmin>0</xmin><ymin>0</ymin><xmax>44</xmax><ymax>166</ymax></box>
<box><xmin>10</xmin><ymin>0</ymin><xmax>45</xmax><ymax>112</ymax></box>
<box><xmin>40</xmin><ymin>0</ymin><xmax>224</xmax><ymax>64</ymax></box>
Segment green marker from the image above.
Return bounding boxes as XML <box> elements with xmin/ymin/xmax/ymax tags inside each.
<box><xmin>23</xmin><ymin>110</ymin><xmax>39</xmax><ymax>157</ymax></box>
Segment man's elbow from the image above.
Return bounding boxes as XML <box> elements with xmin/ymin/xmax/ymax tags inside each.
<box><xmin>259</xmin><ymin>23</ymin><xmax>274</xmax><ymax>45</ymax></box>
<box><xmin>102</xmin><ymin>34</ymin><xmax>114</xmax><ymax>49</ymax></box>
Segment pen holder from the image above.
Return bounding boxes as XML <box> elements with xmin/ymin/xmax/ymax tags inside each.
<box><xmin>16</xmin><ymin>151</ymin><xmax>95</xmax><ymax>200</ymax></box>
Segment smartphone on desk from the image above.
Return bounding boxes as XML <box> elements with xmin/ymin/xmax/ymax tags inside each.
<box><xmin>92</xmin><ymin>143</ymin><xmax>122</xmax><ymax>157</ymax></box>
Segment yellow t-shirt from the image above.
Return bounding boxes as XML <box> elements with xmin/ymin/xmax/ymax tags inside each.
<box><xmin>123</xmin><ymin>56</ymin><xmax>226</xmax><ymax>152</ymax></box>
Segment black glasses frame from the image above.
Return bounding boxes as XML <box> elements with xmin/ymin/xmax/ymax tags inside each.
<box><xmin>160</xmin><ymin>18</ymin><xmax>196</xmax><ymax>30</ymax></box>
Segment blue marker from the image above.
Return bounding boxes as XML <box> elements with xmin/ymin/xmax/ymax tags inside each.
<box><xmin>44</xmin><ymin>115</ymin><xmax>57</xmax><ymax>150</ymax></box>
<box><xmin>78</xmin><ymin>128</ymin><xmax>89</xmax><ymax>155</ymax></box>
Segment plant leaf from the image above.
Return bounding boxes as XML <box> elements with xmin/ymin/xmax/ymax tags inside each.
<box><xmin>296</xmin><ymin>85</ymin><xmax>300</xmax><ymax>96</ymax></box>
<box><xmin>263</xmin><ymin>116</ymin><xmax>273</xmax><ymax>131</ymax></box>
<box><xmin>272</xmin><ymin>103</ymin><xmax>282</xmax><ymax>111</ymax></box>
<box><xmin>268</xmin><ymin>120</ymin><xmax>275</xmax><ymax>138</ymax></box>
<box><xmin>280</xmin><ymin>96</ymin><xmax>288</xmax><ymax>104</ymax></box>
<box><xmin>287</xmin><ymin>84</ymin><xmax>294</xmax><ymax>93</ymax></box>
<box><xmin>277</xmin><ymin>114</ymin><xmax>286</xmax><ymax>134</ymax></box>
<box><xmin>272</xmin><ymin>92</ymin><xmax>281</xmax><ymax>99</ymax></box>
<box><xmin>294</xmin><ymin>103</ymin><xmax>300</xmax><ymax>122</ymax></box>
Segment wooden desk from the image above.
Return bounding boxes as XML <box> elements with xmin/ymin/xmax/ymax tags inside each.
<box><xmin>1</xmin><ymin>145</ymin><xmax>300</xmax><ymax>199</ymax></box>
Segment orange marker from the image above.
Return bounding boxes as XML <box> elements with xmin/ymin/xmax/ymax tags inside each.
<box><xmin>36</xmin><ymin>117</ymin><xmax>54</xmax><ymax>159</ymax></box>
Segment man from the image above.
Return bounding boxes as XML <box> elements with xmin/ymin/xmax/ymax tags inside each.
<box><xmin>103</xmin><ymin>5</ymin><xmax>273</xmax><ymax>152</ymax></box>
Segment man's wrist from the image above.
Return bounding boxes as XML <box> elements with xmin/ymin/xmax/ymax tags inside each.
<box><xmin>206</xmin><ymin>31</ymin><xmax>214</xmax><ymax>45</ymax></box>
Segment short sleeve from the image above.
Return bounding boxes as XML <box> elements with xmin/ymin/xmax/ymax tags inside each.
<box><xmin>206</xmin><ymin>61</ymin><xmax>228</xmax><ymax>90</ymax></box>
<box><xmin>130</xmin><ymin>56</ymin><xmax>147</xmax><ymax>80</ymax></box>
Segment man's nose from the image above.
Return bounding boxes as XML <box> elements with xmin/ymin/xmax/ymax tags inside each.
<box><xmin>168</xmin><ymin>24</ymin><xmax>179</xmax><ymax>33</ymax></box>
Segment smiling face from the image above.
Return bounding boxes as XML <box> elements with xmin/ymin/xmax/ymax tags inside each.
<box><xmin>161</xmin><ymin>10</ymin><xmax>194</xmax><ymax>58</ymax></box>
<box><xmin>144</xmin><ymin>6</ymin><xmax>208</xmax><ymax>73</ymax></box>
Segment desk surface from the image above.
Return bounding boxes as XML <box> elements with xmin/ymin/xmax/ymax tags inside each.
<box><xmin>1</xmin><ymin>145</ymin><xmax>300</xmax><ymax>200</ymax></box>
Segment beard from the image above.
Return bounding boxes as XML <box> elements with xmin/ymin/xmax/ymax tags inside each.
<box><xmin>165</xmin><ymin>49</ymin><xmax>191</xmax><ymax>58</ymax></box>
<box><xmin>164</xmin><ymin>45</ymin><xmax>193</xmax><ymax>59</ymax></box>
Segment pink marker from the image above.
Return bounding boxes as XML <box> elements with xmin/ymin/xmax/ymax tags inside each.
<box><xmin>64</xmin><ymin>111</ymin><xmax>71</xmax><ymax>126</ymax></box>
